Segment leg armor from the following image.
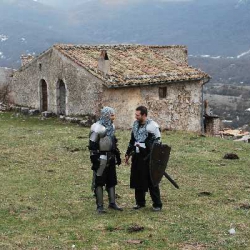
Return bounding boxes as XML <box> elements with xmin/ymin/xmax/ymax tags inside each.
<box><xmin>96</xmin><ymin>186</ymin><xmax>106</xmax><ymax>213</ymax></box>
<box><xmin>108</xmin><ymin>186</ymin><xmax>123</xmax><ymax>211</ymax></box>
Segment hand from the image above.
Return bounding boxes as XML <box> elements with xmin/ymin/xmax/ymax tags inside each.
<box><xmin>92</xmin><ymin>162</ymin><xmax>99</xmax><ymax>171</ymax></box>
<box><xmin>125</xmin><ymin>155</ymin><xmax>130</xmax><ymax>165</ymax></box>
<box><xmin>90</xmin><ymin>155</ymin><xmax>100</xmax><ymax>170</ymax></box>
<box><xmin>116</xmin><ymin>156</ymin><xmax>122</xmax><ymax>166</ymax></box>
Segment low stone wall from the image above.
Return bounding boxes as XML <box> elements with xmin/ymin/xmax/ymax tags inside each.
<box><xmin>10</xmin><ymin>105</ymin><xmax>96</xmax><ymax>127</ymax></box>
<box><xmin>204</xmin><ymin>116</ymin><xmax>221</xmax><ymax>135</ymax></box>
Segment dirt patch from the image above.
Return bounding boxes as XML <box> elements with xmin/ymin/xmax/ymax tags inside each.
<box><xmin>239</xmin><ymin>203</ymin><xmax>250</xmax><ymax>210</ymax></box>
<box><xmin>47</xmin><ymin>170</ymin><xmax>55</xmax><ymax>173</ymax></box>
<box><xmin>180</xmin><ymin>243</ymin><xmax>209</xmax><ymax>250</ymax></box>
<box><xmin>126</xmin><ymin>239</ymin><xmax>144</xmax><ymax>244</ymax></box>
<box><xmin>77</xmin><ymin>136</ymin><xmax>88</xmax><ymax>139</ymax></box>
<box><xmin>198</xmin><ymin>192</ymin><xmax>212</xmax><ymax>197</ymax></box>
<box><xmin>127</xmin><ymin>224</ymin><xmax>145</xmax><ymax>233</ymax></box>
<box><xmin>65</xmin><ymin>147</ymin><xmax>81</xmax><ymax>152</ymax></box>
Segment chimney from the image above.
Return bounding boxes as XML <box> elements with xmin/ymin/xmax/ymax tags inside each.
<box><xmin>20</xmin><ymin>54</ymin><xmax>35</xmax><ymax>66</ymax></box>
<box><xmin>98</xmin><ymin>50</ymin><xmax>110</xmax><ymax>76</ymax></box>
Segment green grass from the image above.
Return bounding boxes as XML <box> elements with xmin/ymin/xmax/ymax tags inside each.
<box><xmin>1</xmin><ymin>112</ymin><xmax>250</xmax><ymax>250</ymax></box>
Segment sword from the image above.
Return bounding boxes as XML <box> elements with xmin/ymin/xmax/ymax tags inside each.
<box><xmin>140</xmin><ymin>152</ymin><xmax>180</xmax><ymax>189</ymax></box>
<box><xmin>163</xmin><ymin>172</ymin><xmax>179</xmax><ymax>189</ymax></box>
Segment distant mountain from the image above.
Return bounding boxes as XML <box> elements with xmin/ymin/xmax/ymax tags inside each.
<box><xmin>1</xmin><ymin>0</ymin><xmax>250</xmax><ymax>70</ymax></box>
<box><xmin>189</xmin><ymin>56</ymin><xmax>250</xmax><ymax>85</ymax></box>
<box><xmin>0</xmin><ymin>0</ymin><xmax>87</xmax><ymax>67</ymax></box>
<box><xmin>40</xmin><ymin>0</ymin><xmax>250</xmax><ymax>58</ymax></box>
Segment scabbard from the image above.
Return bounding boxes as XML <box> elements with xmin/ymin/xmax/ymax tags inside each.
<box><xmin>163</xmin><ymin>172</ymin><xmax>179</xmax><ymax>189</ymax></box>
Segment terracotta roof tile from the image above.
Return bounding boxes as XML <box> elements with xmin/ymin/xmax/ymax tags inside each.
<box><xmin>54</xmin><ymin>44</ymin><xmax>210</xmax><ymax>88</ymax></box>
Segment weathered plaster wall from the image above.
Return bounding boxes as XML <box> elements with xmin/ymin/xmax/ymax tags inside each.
<box><xmin>102</xmin><ymin>81</ymin><xmax>203</xmax><ymax>132</ymax></box>
<box><xmin>10</xmin><ymin>48</ymin><xmax>104</xmax><ymax>116</ymax></box>
<box><xmin>101</xmin><ymin>87</ymin><xmax>142</xmax><ymax>128</ymax></box>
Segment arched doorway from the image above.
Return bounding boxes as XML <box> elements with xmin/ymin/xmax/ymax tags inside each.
<box><xmin>40</xmin><ymin>79</ymin><xmax>48</xmax><ymax>112</ymax></box>
<box><xmin>57</xmin><ymin>79</ymin><xmax>66</xmax><ymax>115</ymax></box>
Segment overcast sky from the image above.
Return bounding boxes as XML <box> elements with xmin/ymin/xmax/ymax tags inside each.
<box><xmin>38</xmin><ymin>0</ymin><xmax>194</xmax><ymax>6</ymax></box>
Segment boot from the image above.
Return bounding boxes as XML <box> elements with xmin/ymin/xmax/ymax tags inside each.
<box><xmin>96</xmin><ymin>186</ymin><xmax>106</xmax><ymax>213</ymax></box>
<box><xmin>108</xmin><ymin>187</ymin><xmax>123</xmax><ymax>211</ymax></box>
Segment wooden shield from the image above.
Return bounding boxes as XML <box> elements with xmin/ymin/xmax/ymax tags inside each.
<box><xmin>150</xmin><ymin>142</ymin><xmax>171</xmax><ymax>187</ymax></box>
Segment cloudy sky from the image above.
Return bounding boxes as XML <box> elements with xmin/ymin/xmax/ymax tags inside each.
<box><xmin>38</xmin><ymin>0</ymin><xmax>194</xmax><ymax>6</ymax></box>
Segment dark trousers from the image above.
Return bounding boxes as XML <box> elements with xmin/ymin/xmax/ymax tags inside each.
<box><xmin>135</xmin><ymin>184</ymin><xmax>162</xmax><ymax>208</ymax></box>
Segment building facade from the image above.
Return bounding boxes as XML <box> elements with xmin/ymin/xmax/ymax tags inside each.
<box><xmin>10</xmin><ymin>44</ymin><xmax>210</xmax><ymax>131</ymax></box>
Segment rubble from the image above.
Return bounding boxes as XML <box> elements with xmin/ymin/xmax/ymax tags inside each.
<box><xmin>219</xmin><ymin>129</ymin><xmax>250</xmax><ymax>143</ymax></box>
<box><xmin>4</xmin><ymin>105</ymin><xmax>94</xmax><ymax>127</ymax></box>
<box><xmin>21</xmin><ymin>107</ymin><xmax>29</xmax><ymax>115</ymax></box>
<box><xmin>59</xmin><ymin>115</ymin><xmax>65</xmax><ymax>120</ymax></box>
<box><xmin>29</xmin><ymin>109</ymin><xmax>40</xmax><ymax>116</ymax></box>
<box><xmin>0</xmin><ymin>102</ymin><xmax>7</xmax><ymax>111</ymax></box>
<box><xmin>42</xmin><ymin>111</ymin><xmax>53</xmax><ymax>118</ymax></box>
<box><xmin>65</xmin><ymin>117</ymin><xmax>81</xmax><ymax>124</ymax></box>
<box><xmin>79</xmin><ymin>119</ymin><xmax>91</xmax><ymax>127</ymax></box>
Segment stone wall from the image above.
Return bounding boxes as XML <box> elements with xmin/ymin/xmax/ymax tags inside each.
<box><xmin>0</xmin><ymin>67</ymin><xmax>14</xmax><ymax>87</ymax></box>
<box><xmin>20</xmin><ymin>55</ymin><xmax>35</xmax><ymax>66</ymax></box>
<box><xmin>10</xmin><ymin>48</ymin><xmax>104</xmax><ymax>116</ymax></box>
<box><xmin>10</xmin><ymin>48</ymin><xmax>203</xmax><ymax>132</ymax></box>
<box><xmin>204</xmin><ymin>116</ymin><xmax>221</xmax><ymax>135</ymax></box>
<box><xmin>0</xmin><ymin>67</ymin><xmax>14</xmax><ymax>102</ymax></box>
<box><xmin>102</xmin><ymin>81</ymin><xmax>203</xmax><ymax>132</ymax></box>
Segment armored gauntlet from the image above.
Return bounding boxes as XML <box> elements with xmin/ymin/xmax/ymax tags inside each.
<box><xmin>90</xmin><ymin>154</ymin><xmax>100</xmax><ymax>171</ymax></box>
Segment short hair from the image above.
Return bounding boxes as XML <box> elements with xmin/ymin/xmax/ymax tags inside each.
<box><xmin>136</xmin><ymin>106</ymin><xmax>148</xmax><ymax>116</ymax></box>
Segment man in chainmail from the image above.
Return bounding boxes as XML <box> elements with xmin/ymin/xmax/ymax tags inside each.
<box><xmin>89</xmin><ymin>107</ymin><xmax>122</xmax><ymax>213</ymax></box>
<box><xmin>125</xmin><ymin>106</ymin><xmax>163</xmax><ymax>211</ymax></box>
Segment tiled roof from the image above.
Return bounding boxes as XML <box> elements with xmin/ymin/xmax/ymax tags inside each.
<box><xmin>54</xmin><ymin>44</ymin><xmax>210</xmax><ymax>88</ymax></box>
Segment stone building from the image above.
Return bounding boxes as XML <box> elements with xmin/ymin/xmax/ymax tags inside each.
<box><xmin>0</xmin><ymin>67</ymin><xmax>15</xmax><ymax>102</ymax></box>
<box><xmin>10</xmin><ymin>44</ymin><xmax>210</xmax><ymax>131</ymax></box>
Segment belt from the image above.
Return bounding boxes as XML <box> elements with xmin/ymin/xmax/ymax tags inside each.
<box><xmin>99</xmin><ymin>151</ymin><xmax>114</xmax><ymax>154</ymax></box>
<box><xmin>99</xmin><ymin>151</ymin><xmax>115</xmax><ymax>157</ymax></box>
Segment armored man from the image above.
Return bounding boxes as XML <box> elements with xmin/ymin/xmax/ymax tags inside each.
<box><xmin>125</xmin><ymin>106</ymin><xmax>163</xmax><ymax>211</ymax></box>
<box><xmin>89</xmin><ymin>107</ymin><xmax>122</xmax><ymax>213</ymax></box>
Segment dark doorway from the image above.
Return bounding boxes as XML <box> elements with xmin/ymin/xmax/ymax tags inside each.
<box><xmin>58</xmin><ymin>80</ymin><xmax>66</xmax><ymax>115</ymax></box>
<box><xmin>40</xmin><ymin>79</ymin><xmax>48</xmax><ymax>111</ymax></box>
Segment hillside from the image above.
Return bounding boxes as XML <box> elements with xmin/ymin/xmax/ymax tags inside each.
<box><xmin>189</xmin><ymin>57</ymin><xmax>250</xmax><ymax>85</ymax></box>
<box><xmin>0</xmin><ymin>112</ymin><xmax>250</xmax><ymax>249</ymax></box>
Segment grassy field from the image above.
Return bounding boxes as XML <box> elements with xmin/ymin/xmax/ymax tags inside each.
<box><xmin>0</xmin><ymin>112</ymin><xmax>250</xmax><ymax>250</ymax></box>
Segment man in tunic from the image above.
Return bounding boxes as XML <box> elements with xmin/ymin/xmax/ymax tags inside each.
<box><xmin>125</xmin><ymin>106</ymin><xmax>163</xmax><ymax>211</ymax></box>
<box><xmin>89</xmin><ymin>107</ymin><xmax>122</xmax><ymax>213</ymax></box>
